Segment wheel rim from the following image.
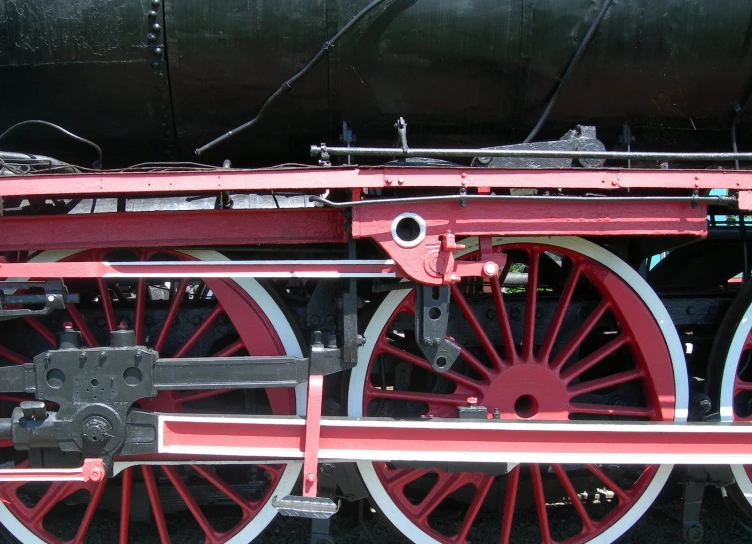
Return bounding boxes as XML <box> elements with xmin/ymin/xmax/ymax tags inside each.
<box><xmin>0</xmin><ymin>248</ymin><xmax>303</xmax><ymax>544</ymax></box>
<box><xmin>349</xmin><ymin>237</ymin><xmax>686</xmax><ymax>544</ymax></box>
<box><xmin>716</xmin><ymin>284</ymin><xmax>752</xmax><ymax>506</ymax></box>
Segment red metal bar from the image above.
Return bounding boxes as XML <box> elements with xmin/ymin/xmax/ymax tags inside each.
<box><xmin>0</xmin><ymin>167</ymin><xmax>750</xmax><ymax>197</ymax></box>
<box><xmin>0</xmin><ymin>458</ymin><xmax>104</xmax><ymax>483</ymax></box>
<box><xmin>0</xmin><ymin>208</ymin><xmax>347</xmax><ymax>251</ymax></box>
<box><xmin>350</xmin><ymin>199</ymin><xmax>707</xmax><ymax>284</ymax></box>
<box><xmin>0</xmin><ymin>259</ymin><xmax>397</xmax><ymax>279</ymax></box>
<box><xmin>302</xmin><ymin>375</ymin><xmax>324</xmax><ymax>497</ymax></box>
<box><xmin>352</xmin><ymin>199</ymin><xmax>708</xmax><ymax>239</ymax></box>
<box><xmin>157</xmin><ymin>415</ymin><xmax>752</xmax><ymax>465</ymax></box>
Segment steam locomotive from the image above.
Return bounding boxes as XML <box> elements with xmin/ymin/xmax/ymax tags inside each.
<box><xmin>1</xmin><ymin>1</ymin><xmax>752</xmax><ymax>543</ymax></box>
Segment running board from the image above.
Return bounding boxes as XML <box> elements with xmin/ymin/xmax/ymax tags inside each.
<box><xmin>157</xmin><ymin>415</ymin><xmax>752</xmax><ymax>466</ymax></box>
<box><xmin>272</xmin><ymin>496</ymin><xmax>339</xmax><ymax>519</ymax></box>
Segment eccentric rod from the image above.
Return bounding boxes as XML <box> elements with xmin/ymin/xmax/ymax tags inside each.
<box><xmin>311</xmin><ymin>145</ymin><xmax>752</xmax><ymax>162</ymax></box>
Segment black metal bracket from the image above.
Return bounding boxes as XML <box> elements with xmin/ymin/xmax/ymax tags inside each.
<box><xmin>415</xmin><ymin>285</ymin><xmax>460</xmax><ymax>372</ymax></box>
<box><xmin>395</xmin><ymin>116</ymin><xmax>408</xmax><ymax>153</ymax></box>
<box><xmin>0</xmin><ymin>280</ymin><xmax>79</xmax><ymax>320</ymax></box>
<box><xmin>680</xmin><ymin>465</ymin><xmax>736</xmax><ymax>543</ymax></box>
<box><xmin>472</xmin><ymin>125</ymin><xmax>607</xmax><ymax>169</ymax></box>
<box><xmin>0</xmin><ymin>325</ymin><xmax>351</xmax><ymax>463</ymax></box>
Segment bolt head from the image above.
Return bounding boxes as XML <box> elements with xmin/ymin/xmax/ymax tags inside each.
<box><xmin>306</xmin><ymin>473</ymin><xmax>315</xmax><ymax>483</ymax></box>
<box><xmin>89</xmin><ymin>468</ymin><xmax>104</xmax><ymax>482</ymax></box>
<box><xmin>482</xmin><ymin>261</ymin><xmax>499</xmax><ymax>277</ymax></box>
<box><xmin>466</xmin><ymin>396</ymin><xmax>478</xmax><ymax>406</ymax></box>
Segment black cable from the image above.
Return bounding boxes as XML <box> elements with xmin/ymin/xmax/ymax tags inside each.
<box><xmin>0</xmin><ymin>120</ymin><xmax>103</xmax><ymax>168</ymax></box>
<box><xmin>721</xmin><ymin>488</ymin><xmax>752</xmax><ymax>536</ymax></box>
<box><xmin>196</xmin><ymin>0</ymin><xmax>391</xmax><ymax>156</ymax></box>
<box><xmin>523</xmin><ymin>0</ymin><xmax>614</xmax><ymax>143</ymax></box>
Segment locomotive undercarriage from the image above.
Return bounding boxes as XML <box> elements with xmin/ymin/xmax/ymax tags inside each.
<box><xmin>0</xmin><ymin>162</ymin><xmax>751</xmax><ymax>544</ymax></box>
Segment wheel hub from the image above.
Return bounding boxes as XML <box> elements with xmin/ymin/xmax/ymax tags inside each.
<box><xmin>482</xmin><ymin>363</ymin><xmax>570</xmax><ymax>421</ymax></box>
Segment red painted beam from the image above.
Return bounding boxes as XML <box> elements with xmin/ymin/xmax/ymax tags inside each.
<box><xmin>353</xmin><ymin>199</ymin><xmax>708</xmax><ymax>238</ymax></box>
<box><xmin>0</xmin><ymin>167</ymin><xmax>750</xmax><ymax>197</ymax></box>
<box><xmin>0</xmin><ymin>208</ymin><xmax>347</xmax><ymax>251</ymax></box>
<box><xmin>0</xmin><ymin>259</ymin><xmax>397</xmax><ymax>279</ymax></box>
<box><xmin>158</xmin><ymin>415</ymin><xmax>752</xmax><ymax>465</ymax></box>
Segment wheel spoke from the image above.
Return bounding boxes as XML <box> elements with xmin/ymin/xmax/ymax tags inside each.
<box><xmin>66</xmin><ymin>303</ymin><xmax>98</xmax><ymax>347</ymax></box>
<box><xmin>456</xmin><ymin>475</ymin><xmax>494</xmax><ymax>541</ymax></box>
<box><xmin>538</xmin><ymin>262</ymin><xmax>582</xmax><ymax>363</ymax></box>
<box><xmin>163</xmin><ymin>466</ymin><xmax>218</xmax><ymax>540</ymax></box>
<box><xmin>191</xmin><ymin>464</ymin><xmax>254</xmax><ymax>513</ymax></box>
<box><xmin>489</xmin><ymin>280</ymin><xmax>517</xmax><ymax>366</ymax></box>
<box><xmin>529</xmin><ymin>464</ymin><xmax>552</xmax><ymax>544</ymax></box>
<box><xmin>560</xmin><ymin>334</ymin><xmax>630</xmax><ymax>383</ymax></box>
<box><xmin>119</xmin><ymin>468</ymin><xmax>132</xmax><ymax>544</ymax></box>
<box><xmin>553</xmin><ymin>464</ymin><xmax>595</xmax><ymax>532</ymax></box>
<box><xmin>567</xmin><ymin>368</ymin><xmax>644</xmax><ymax>397</ymax></box>
<box><xmin>97</xmin><ymin>278</ymin><xmax>117</xmax><ymax>332</ymax></box>
<box><xmin>366</xmin><ymin>385</ymin><xmax>469</xmax><ymax>407</ymax></box>
<box><xmin>569</xmin><ymin>403</ymin><xmax>654</xmax><ymax>418</ymax></box>
<box><xmin>377</xmin><ymin>339</ymin><xmax>484</xmax><ymax>392</ymax></box>
<box><xmin>499</xmin><ymin>465</ymin><xmax>520</xmax><ymax>544</ymax></box>
<box><xmin>450</xmin><ymin>284</ymin><xmax>507</xmax><ymax>371</ymax></box>
<box><xmin>142</xmin><ymin>466</ymin><xmax>171</xmax><ymax>544</ymax></box>
<box><xmin>72</xmin><ymin>482</ymin><xmax>107</xmax><ymax>544</ymax></box>
<box><xmin>413</xmin><ymin>472</ymin><xmax>465</xmax><ymax>521</ymax></box>
<box><xmin>154</xmin><ymin>278</ymin><xmax>190</xmax><ymax>352</ymax></box>
<box><xmin>173</xmin><ymin>304</ymin><xmax>224</xmax><ymax>358</ymax></box>
<box><xmin>0</xmin><ymin>345</ymin><xmax>27</xmax><ymax>365</ymax></box>
<box><xmin>255</xmin><ymin>464</ymin><xmax>285</xmax><ymax>480</ymax></box>
<box><xmin>22</xmin><ymin>316</ymin><xmax>56</xmax><ymax>346</ymax></box>
<box><xmin>735</xmin><ymin>377</ymin><xmax>752</xmax><ymax>392</ymax></box>
<box><xmin>213</xmin><ymin>338</ymin><xmax>245</xmax><ymax>357</ymax></box>
<box><xmin>30</xmin><ymin>482</ymin><xmax>75</xmax><ymax>522</ymax></box>
<box><xmin>550</xmin><ymin>299</ymin><xmax>609</xmax><ymax>373</ymax></box>
<box><xmin>134</xmin><ymin>278</ymin><xmax>147</xmax><ymax>344</ymax></box>
<box><xmin>383</xmin><ymin>468</ymin><xmax>431</xmax><ymax>488</ymax></box>
<box><xmin>586</xmin><ymin>464</ymin><xmax>631</xmax><ymax>503</ymax></box>
<box><xmin>522</xmin><ymin>250</ymin><xmax>539</xmax><ymax>361</ymax></box>
<box><xmin>458</xmin><ymin>347</ymin><xmax>494</xmax><ymax>383</ymax></box>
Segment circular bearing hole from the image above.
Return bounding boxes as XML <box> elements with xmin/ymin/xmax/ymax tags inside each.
<box><xmin>391</xmin><ymin>213</ymin><xmax>426</xmax><ymax>248</ymax></box>
<box><xmin>395</xmin><ymin>216</ymin><xmax>421</xmax><ymax>243</ymax></box>
<box><xmin>123</xmin><ymin>367</ymin><xmax>143</xmax><ymax>386</ymax></box>
<box><xmin>514</xmin><ymin>394</ymin><xmax>539</xmax><ymax>418</ymax></box>
<box><xmin>91</xmin><ymin>379</ymin><xmax>99</xmax><ymax>387</ymax></box>
<box><xmin>428</xmin><ymin>307</ymin><xmax>441</xmax><ymax>320</ymax></box>
<box><xmin>46</xmin><ymin>368</ymin><xmax>65</xmax><ymax>388</ymax></box>
<box><xmin>435</xmin><ymin>356</ymin><xmax>447</xmax><ymax>369</ymax></box>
